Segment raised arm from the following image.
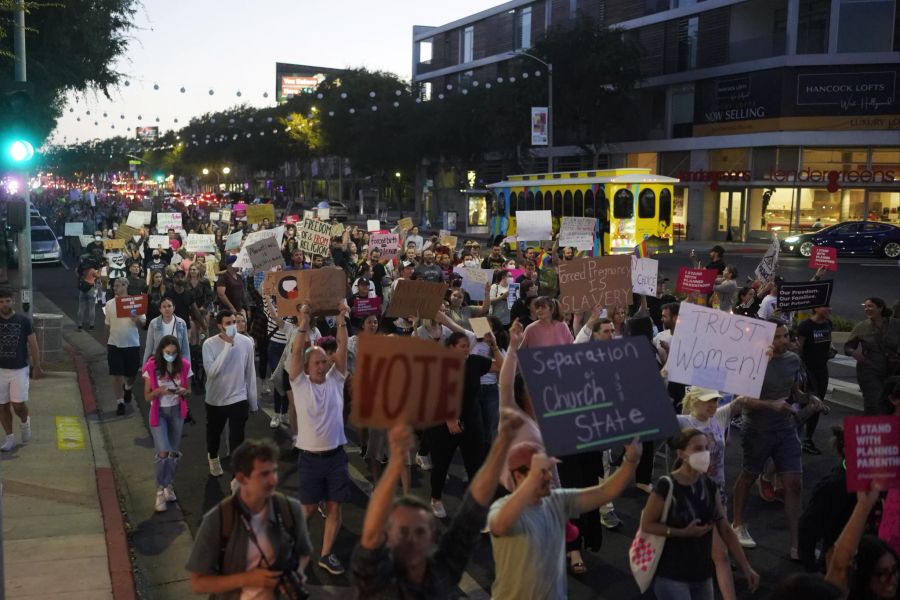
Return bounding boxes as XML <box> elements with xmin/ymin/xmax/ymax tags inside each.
<box><xmin>826</xmin><ymin>486</ymin><xmax>884</xmax><ymax>591</ymax></box>
<box><xmin>499</xmin><ymin>320</ymin><xmax>522</xmax><ymax>410</ymax></box>
<box><xmin>334</xmin><ymin>303</ymin><xmax>350</xmax><ymax>376</ymax></box>
<box><xmin>490</xmin><ymin>451</ymin><xmax>558</xmax><ymax>537</ymax></box>
<box><xmin>360</xmin><ymin>425</ymin><xmax>412</xmax><ymax>549</ymax></box>
<box><xmin>288</xmin><ymin>306</ymin><xmax>312</xmax><ymax>381</ymax></box>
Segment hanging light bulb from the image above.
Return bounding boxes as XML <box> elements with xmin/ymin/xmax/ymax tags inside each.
<box><xmin>153</xmin><ymin>83</ymin><xmax>159</xmax><ymax>90</ymax></box>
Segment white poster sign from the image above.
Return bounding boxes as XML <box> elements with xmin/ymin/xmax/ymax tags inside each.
<box><xmin>317</xmin><ymin>207</ymin><xmax>330</xmax><ymax>221</ymax></box>
<box><xmin>210</xmin><ymin>211</ymin><xmax>220</xmax><ymax>222</ymax></box>
<box><xmin>531</xmin><ymin>106</ymin><xmax>549</xmax><ymax>146</ymax></box>
<box><xmin>185</xmin><ymin>233</ymin><xmax>217</xmax><ymax>253</ymax></box>
<box><xmin>78</xmin><ymin>235</ymin><xmax>93</xmax><ymax>247</ymax></box>
<box><xmin>631</xmin><ymin>257</ymin><xmax>659</xmax><ymax>296</ymax></box>
<box><xmin>515</xmin><ymin>210</ymin><xmax>552</xmax><ymax>242</ymax></box>
<box><xmin>157</xmin><ymin>212</ymin><xmax>183</xmax><ymax>231</ymax></box>
<box><xmin>64</xmin><ymin>222</ymin><xmax>84</xmax><ymax>237</ymax></box>
<box><xmin>221</xmin><ymin>209</ymin><xmax>232</xmax><ymax>223</ymax></box>
<box><xmin>667</xmin><ymin>302</ymin><xmax>777</xmax><ymax>398</ymax></box>
<box><xmin>148</xmin><ymin>235</ymin><xmax>169</xmax><ymax>250</ymax></box>
<box><xmin>245</xmin><ymin>236</ymin><xmax>284</xmax><ymax>273</ymax></box>
<box><xmin>367</xmin><ymin>220</ymin><xmax>381</xmax><ymax>232</ymax></box>
<box><xmin>126</xmin><ymin>211</ymin><xmax>152</xmax><ymax>228</ymax></box>
<box><xmin>559</xmin><ymin>217</ymin><xmax>596</xmax><ymax>251</ymax></box>
<box><xmin>458</xmin><ymin>266</ymin><xmax>493</xmax><ymax>301</ymax></box>
<box><xmin>225</xmin><ymin>231</ymin><xmax>244</xmax><ymax>251</ymax></box>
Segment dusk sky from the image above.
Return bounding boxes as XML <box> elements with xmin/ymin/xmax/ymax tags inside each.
<box><xmin>50</xmin><ymin>0</ymin><xmax>496</xmax><ymax>145</ymax></box>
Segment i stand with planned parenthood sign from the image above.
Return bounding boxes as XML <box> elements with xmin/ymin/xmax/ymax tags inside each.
<box><xmin>517</xmin><ymin>338</ymin><xmax>679</xmax><ymax>457</ymax></box>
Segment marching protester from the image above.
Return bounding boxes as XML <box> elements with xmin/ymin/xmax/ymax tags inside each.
<box><xmin>105</xmin><ymin>277</ymin><xmax>146</xmax><ymax>416</ymax></box>
<box><xmin>143</xmin><ymin>297</ymin><xmax>190</xmax><ymax>365</ymax></box>
<box><xmin>844</xmin><ymin>297</ymin><xmax>900</xmax><ymax>415</ymax></box>
<box><xmin>0</xmin><ymin>289</ymin><xmax>40</xmax><ymax>452</ymax></box>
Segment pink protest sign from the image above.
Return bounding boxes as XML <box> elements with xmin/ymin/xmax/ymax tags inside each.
<box><xmin>675</xmin><ymin>268</ymin><xmax>718</xmax><ymax>294</ymax></box>
<box><xmin>844</xmin><ymin>416</ymin><xmax>900</xmax><ymax>492</ymax></box>
<box><xmin>808</xmin><ymin>246</ymin><xmax>838</xmax><ymax>271</ymax></box>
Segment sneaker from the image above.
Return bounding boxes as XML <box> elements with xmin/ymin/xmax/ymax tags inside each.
<box><xmin>758</xmin><ymin>478</ymin><xmax>777</xmax><ymax>502</ymax></box>
<box><xmin>317</xmin><ymin>501</ymin><xmax>327</xmax><ymax>520</ymax></box>
<box><xmin>116</xmin><ymin>402</ymin><xmax>126</xmax><ymax>416</ymax></box>
<box><xmin>208</xmin><ymin>455</ymin><xmax>224</xmax><ymax>477</ymax></box>
<box><xmin>600</xmin><ymin>510</ymin><xmax>622</xmax><ymax>529</ymax></box>
<box><xmin>431</xmin><ymin>499</ymin><xmax>447</xmax><ymax>519</ymax></box>
<box><xmin>732</xmin><ymin>524</ymin><xmax>757</xmax><ymax>548</ymax></box>
<box><xmin>123</xmin><ymin>385</ymin><xmax>133</xmax><ymax>403</ymax></box>
<box><xmin>269</xmin><ymin>414</ymin><xmax>280</xmax><ymax>429</ymax></box>
<box><xmin>802</xmin><ymin>439</ymin><xmax>822</xmax><ymax>455</ymax></box>
<box><xmin>0</xmin><ymin>434</ymin><xmax>16</xmax><ymax>452</ymax></box>
<box><xmin>415</xmin><ymin>453</ymin><xmax>432</xmax><ymax>471</ymax></box>
<box><xmin>636</xmin><ymin>483</ymin><xmax>653</xmax><ymax>494</ymax></box>
<box><xmin>154</xmin><ymin>489</ymin><xmax>167</xmax><ymax>513</ymax></box>
<box><xmin>20</xmin><ymin>417</ymin><xmax>31</xmax><ymax>443</ymax></box>
<box><xmin>163</xmin><ymin>485</ymin><xmax>177</xmax><ymax>502</ymax></box>
<box><xmin>318</xmin><ymin>553</ymin><xmax>345</xmax><ymax>575</ymax></box>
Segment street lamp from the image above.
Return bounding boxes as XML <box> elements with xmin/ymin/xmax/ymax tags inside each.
<box><xmin>222</xmin><ymin>166</ymin><xmax>231</xmax><ymax>192</ymax></box>
<box><xmin>202</xmin><ymin>167</ymin><xmax>220</xmax><ymax>190</ymax></box>
<box><xmin>513</xmin><ymin>50</ymin><xmax>554</xmax><ymax>172</ymax></box>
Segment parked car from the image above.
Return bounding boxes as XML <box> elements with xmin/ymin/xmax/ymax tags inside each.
<box><xmin>781</xmin><ymin>221</ymin><xmax>900</xmax><ymax>258</ymax></box>
<box><xmin>29</xmin><ymin>226</ymin><xmax>62</xmax><ymax>264</ymax></box>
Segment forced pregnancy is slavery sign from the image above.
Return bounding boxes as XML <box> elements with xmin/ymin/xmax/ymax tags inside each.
<box><xmin>666</xmin><ymin>302</ymin><xmax>777</xmax><ymax>398</ymax></box>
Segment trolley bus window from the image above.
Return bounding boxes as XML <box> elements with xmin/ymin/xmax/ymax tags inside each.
<box><xmin>563</xmin><ymin>190</ymin><xmax>573</xmax><ymax>216</ymax></box>
<box><xmin>526</xmin><ymin>191</ymin><xmax>535</xmax><ymax>211</ymax></box>
<box><xmin>659</xmin><ymin>188</ymin><xmax>672</xmax><ymax>224</ymax></box>
<box><xmin>553</xmin><ymin>191</ymin><xmax>563</xmax><ymax>217</ymax></box>
<box><xmin>509</xmin><ymin>192</ymin><xmax>517</xmax><ymax>216</ymax></box>
<box><xmin>638</xmin><ymin>189</ymin><xmax>656</xmax><ymax>219</ymax></box>
<box><xmin>574</xmin><ymin>190</ymin><xmax>584</xmax><ymax>215</ymax></box>
<box><xmin>613</xmin><ymin>189</ymin><xmax>634</xmax><ymax>219</ymax></box>
<box><xmin>584</xmin><ymin>189</ymin><xmax>594</xmax><ymax>217</ymax></box>
<box><xmin>532</xmin><ymin>191</ymin><xmax>542</xmax><ymax>211</ymax></box>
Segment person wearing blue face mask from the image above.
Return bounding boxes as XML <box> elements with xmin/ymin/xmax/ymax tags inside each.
<box><xmin>202</xmin><ymin>310</ymin><xmax>259</xmax><ymax>481</ymax></box>
<box><xmin>143</xmin><ymin>335</ymin><xmax>192</xmax><ymax>513</ymax></box>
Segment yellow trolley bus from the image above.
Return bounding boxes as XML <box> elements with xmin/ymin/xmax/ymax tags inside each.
<box><xmin>486</xmin><ymin>168</ymin><xmax>679</xmax><ymax>255</ymax></box>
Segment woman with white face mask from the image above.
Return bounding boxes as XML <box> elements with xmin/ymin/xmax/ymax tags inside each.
<box><xmin>640</xmin><ymin>428</ymin><xmax>759</xmax><ymax>600</ymax></box>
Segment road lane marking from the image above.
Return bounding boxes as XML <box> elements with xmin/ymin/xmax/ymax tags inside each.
<box><xmin>56</xmin><ymin>415</ymin><xmax>86</xmax><ymax>450</ymax></box>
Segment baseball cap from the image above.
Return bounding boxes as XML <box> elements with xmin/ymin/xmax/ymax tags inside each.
<box><xmin>507</xmin><ymin>441</ymin><xmax>543</xmax><ymax>472</ymax></box>
<box><xmin>225</xmin><ymin>254</ymin><xmax>238</xmax><ymax>265</ymax></box>
<box><xmin>684</xmin><ymin>386</ymin><xmax>722</xmax><ymax>403</ymax></box>
<box><xmin>357</xmin><ymin>277</ymin><xmax>370</xmax><ymax>287</ymax></box>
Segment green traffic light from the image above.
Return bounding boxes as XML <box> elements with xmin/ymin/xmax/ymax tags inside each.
<box><xmin>8</xmin><ymin>140</ymin><xmax>34</xmax><ymax>163</ymax></box>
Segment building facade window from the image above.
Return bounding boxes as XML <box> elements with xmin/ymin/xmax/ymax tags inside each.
<box><xmin>419</xmin><ymin>39</ymin><xmax>433</xmax><ymax>64</ymax></box>
<box><xmin>677</xmin><ymin>17</ymin><xmax>699</xmax><ymax>71</ymax></box>
<box><xmin>797</xmin><ymin>0</ymin><xmax>830</xmax><ymax>53</ymax></box>
<box><xmin>728</xmin><ymin>0</ymin><xmax>788</xmax><ymax>63</ymax></box>
<box><xmin>837</xmin><ymin>0</ymin><xmax>896</xmax><ymax>52</ymax></box>
<box><xmin>461</xmin><ymin>26</ymin><xmax>474</xmax><ymax>63</ymax></box>
<box><xmin>670</xmin><ymin>83</ymin><xmax>694</xmax><ymax>138</ymax></box>
<box><xmin>515</xmin><ymin>6</ymin><xmax>532</xmax><ymax>50</ymax></box>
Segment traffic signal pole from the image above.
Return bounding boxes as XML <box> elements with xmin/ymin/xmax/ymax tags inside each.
<box><xmin>14</xmin><ymin>0</ymin><xmax>32</xmax><ymax>317</ymax></box>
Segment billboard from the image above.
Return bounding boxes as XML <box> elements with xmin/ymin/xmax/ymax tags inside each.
<box><xmin>275</xmin><ymin>62</ymin><xmax>345</xmax><ymax>103</ymax></box>
<box><xmin>135</xmin><ymin>126</ymin><xmax>159</xmax><ymax>141</ymax></box>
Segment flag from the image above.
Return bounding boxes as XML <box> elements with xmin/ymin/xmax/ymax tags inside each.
<box><xmin>634</xmin><ymin>240</ymin><xmax>648</xmax><ymax>258</ymax></box>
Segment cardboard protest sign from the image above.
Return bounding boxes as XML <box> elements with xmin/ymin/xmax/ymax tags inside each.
<box><xmin>157</xmin><ymin>213</ymin><xmax>183</xmax><ymax>231</ymax></box>
<box><xmin>469</xmin><ymin>317</ymin><xmax>493</xmax><ymax>339</ymax></box>
<box><xmin>461</xmin><ymin>267</ymin><xmax>493</xmax><ymax>301</ymax></box>
<box><xmin>221</xmin><ymin>208</ymin><xmax>232</xmax><ymax>223</ymax></box>
<box><xmin>809</xmin><ymin>246</ymin><xmax>837</xmax><ymax>271</ymax></box>
<box><xmin>104</xmin><ymin>238</ymin><xmax>125</xmax><ymax>250</ymax></box>
<box><xmin>351</xmin><ymin>296</ymin><xmax>382</xmax><ymax>319</ymax></box>
<box><xmin>351</xmin><ymin>335</ymin><xmax>465</xmax><ymax>428</ymax></box>
<box><xmin>78</xmin><ymin>235</ymin><xmax>94</xmax><ymax>248</ymax></box>
<box><xmin>246</xmin><ymin>204</ymin><xmax>275</xmax><ymax>224</ymax></box>
<box><xmin>667</xmin><ymin>302</ymin><xmax>777</xmax><ymax>397</ymax></box>
<box><xmin>246</xmin><ymin>236</ymin><xmax>284</xmax><ymax>273</ymax></box>
<box><xmin>299</xmin><ymin>218</ymin><xmax>331</xmax><ymax>257</ymax></box>
<box><xmin>369</xmin><ymin>232</ymin><xmax>401</xmax><ymax>260</ymax></box>
<box><xmin>385</xmin><ymin>279</ymin><xmax>447</xmax><ymax>319</ymax></box>
<box><xmin>115</xmin><ymin>223</ymin><xmax>136</xmax><ymax>240</ymax></box>
<box><xmin>284</xmin><ymin>214</ymin><xmax>300</xmax><ymax>225</ymax></box>
<box><xmin>675</xmin><ymin>268</ymin><xmax>717</xmax><ymax>294</ymax></box>
<box><xmin>777</xmin><ymin>280</ymin><xmax>834</xmax><ymax>312</ymax></box>
<box><xmin>126</xmin><ymin>211</ymin><xmax>152</xmax><ymax>228</ymax></box>
<box><xmin>64</xmin><ymin>222</ymin><xmax>83</xmax><ymax>236</ymax></box>
<box><xmin>755</xmin><ymin>235</ymin><xmax>780</xmax><ymax>282</ymax></box>
<box><xmin>295</xmin><ymin>267</ymin><xmax>347</xmax><ymax>316</ymax></box>
<box><xmin>439</xmin><ymin>234</ymin><xmax>458</xmax><ymax>249</ymax></box>
<box><xmin>557</xmin><ymin>256</ymin><xmax>632</xmax><ymax>313</ymax></box>
<box><xmin>115</xmin><ymin>294</ymin><xmax>148</xmax><ymax>318</ymax></box>
<box><xmin>515</xmin><ymin>210</ymin><xmax>552</xmax><ymax>241</ymax></box>
<box><xmin>185</xmin><ymin>233</ymin><xmax>217</xmax><ymax>253</ymax></box>
<box><xmin>844</xmin><ymin>416</ymin><xmax>900</xmax><ymax>492</ymax></box>
<box><xmin>559</xmin><ymin>217</ymin><xmax>596</xmax><ymax>252</ymax></box>
<box><xmin>518</xmin><ymin>338</ymin><xmax>679</xmax><ymax>456</ymax></box>
<box><xmin>397</xmin><ymin>217</ymin><xmax>413</xmax><ymax>232</ymax></box>
<box><xmin>631</xmin><ymin>257</ymin><xmax>658</xmax><ymax>296</ymax></box>
<box><xmin>148</xmin><ymin>235</ymin><xmax>168</xmax><ymax>249</ymax></box>
<box><xmin>303</xmin><ymin>210</ymin><xmax>315</xmax><ymax>221</ymax></box>
<box><xmin>507</xmin><ymin>282</ymin><xmax>520</xmax><ymax>309</ymax></box>
<box><xmin>225</xmin><ymin>231</ymin><xmax>244</xmax><ymax>251</ymax></box>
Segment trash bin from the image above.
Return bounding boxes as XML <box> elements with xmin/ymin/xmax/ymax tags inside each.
<box><xmin>32</xmin><ymin>313</ymin><xmax>64</xmax><ymax>364</ymax></box>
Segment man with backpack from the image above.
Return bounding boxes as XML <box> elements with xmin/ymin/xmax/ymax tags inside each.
<box><xmin>187</xmin><ymin>439</ymin><xmax>312</xmax><ymax>599</ymax></box>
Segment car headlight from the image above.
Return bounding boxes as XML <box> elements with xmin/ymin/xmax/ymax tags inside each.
<box><xmin>784</xmin><ymin>236</ymin><xmax>800</xmax><ymax>243</ymax></box>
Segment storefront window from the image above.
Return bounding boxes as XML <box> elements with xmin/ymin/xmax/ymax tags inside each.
<box><xmin>869</xmin><ymin>191</ymin><xmax>900</xmax><ymax>223</ymax></box>
<box><xmin>801</xmin><ymin>148</ymin><xmax>868</xmax><ymax>171</ymax></box>
<box><xmin>748</xmin><ymin>186</ymin><xmax>870</xmax><ymax>233</ymax></box>
<box><xmin>672</xmin><ymin>187</ymin><xmax>688</xmax><ymax>238</ymax></box>
<box><xmin>468</xmin><ymin>195</ymin><xmax>488</xmax><ymax>226</ymax></box>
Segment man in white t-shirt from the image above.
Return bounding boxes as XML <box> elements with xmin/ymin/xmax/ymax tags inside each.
<box><xmin>289</xmin><ymin>302</ymin><xmax>351</xmax><ymax>576</ymax></box>
<box><xmin>105</xmin><ymin>277</ymin><xmax>146</xmax><ymax>416</ymax></box>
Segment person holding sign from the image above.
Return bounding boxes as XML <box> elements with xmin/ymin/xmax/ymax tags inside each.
<box><xmin>351</xmin><ymin>410</ymin><xmax>525</xmax><ymax>600</ymax></box>
<box><xmin>288</xmin><ymin>303</ymin><xmax>352</xmax><ymax>576</ymax></box>
<box><xmin>105</xmin><ymin>278</ymin><xmax>147</xmax><ymax>416</ymax></box>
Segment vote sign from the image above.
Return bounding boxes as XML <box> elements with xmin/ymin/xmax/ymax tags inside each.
<box><xmin>517</xmin><ymin>338</ymin><xmax>678</xmax><ymax>456</ymax></box>
<box><xmin>844</xmin><ymin>416</ymin><xmax>900</xmax><ymax>492</ymax></box>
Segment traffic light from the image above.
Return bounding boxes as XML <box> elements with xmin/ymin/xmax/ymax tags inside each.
<box><xmin>2</xmin><ymin>136</ymin><xmax>36</xmax><ymax>168</ymax></box>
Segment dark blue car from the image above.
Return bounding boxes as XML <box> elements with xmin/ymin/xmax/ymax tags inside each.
<box><xmin>781</xmin><ymin>221</ymin><xmax>900</xmax><ymax>259</ymax></box>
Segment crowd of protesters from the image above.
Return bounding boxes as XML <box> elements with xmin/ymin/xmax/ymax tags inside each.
<box><xmin>29</xmin><ymin>187</ymin><xmax>900</xmax><ymax>599</ymax></box>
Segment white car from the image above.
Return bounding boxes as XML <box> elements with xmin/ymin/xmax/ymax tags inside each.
<box><xmin>30</xmin><ymin>226</ymin><xmax>62</xmax><ymax>264</ymax></box>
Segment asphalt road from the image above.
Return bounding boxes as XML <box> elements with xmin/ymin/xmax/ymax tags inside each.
<box><xmin>32</xmin><ymin>261</ymin><xmax>870</xmax><ymax>599</ymax></box>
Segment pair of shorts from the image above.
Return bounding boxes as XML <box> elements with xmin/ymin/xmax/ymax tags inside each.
<box><xmin>0</xmin><ymin>367</ymin><xmax>30</xmax><ymax>404</ymax></box>
<box><xmin>297</xmin><ymin>447</ymin><xmax>351</xmax><ymax>505</ymax></box>
<box><xmin>740</xmin><ymin>427</ymin><xmax>803</xmax><ymax>475</ymax></box>
<box><xmin>107</xmin><ymin>345</ymin><xmax>141</xmax><ymax>377</ymax></box>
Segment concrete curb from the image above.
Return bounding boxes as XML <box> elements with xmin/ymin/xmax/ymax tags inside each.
<box><xmin>73</xmin><ymin>352</ymin><xmax>137</xmax><ymax>600</ymax></box>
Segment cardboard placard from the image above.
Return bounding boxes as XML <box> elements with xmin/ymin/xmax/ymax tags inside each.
<box><xmin>115</xmin><ymin>294</ymin><xmax>148</xmax><ymax>318</ymax></box>
<box><xmin>469</xmin><ymin>317</ymin><xmax>492</xmax><ymax>339</ymax></box>
<box><xmin>246</xmin><ymin>204</ymin><xmax>275</xmax><ymax>224</ymax></box>
<box><xmin>777</xmin><ymin>280</ymin><xmax>834</xmax><ymax>312</ymax></box>
<box><xmin>302</xmin><ymin>210</ymin><xmax>315</xmax><ymax>221</ymax></box>
<box><xmin>631</xmin><ymin>257</ymin><xmax>659</xmax><ymax>296</ymax></box>
<box><xmin>299</xmin><ymin>218</ymin><xmax>331</xmax><ymax>257</ymax></box>
<box><xmin>557</xmin><ymin>256</ymin><xmax>632</xmax><ymax>313</ymax></box>
<box><xmin>246</xmin><ymin>236</ymin><xmax>284</xmax><ymax>273</ymax></box>
<box><xmin>78</xmin><ymin>235</ymin><xmax>94</xmax><ymax>248</ymax></box>
<box><xmin>439</xmin><ymin>234</ymin><xmax>458</xmax><ymax>249</ymax></box>
<box><xmin>64</xmin><ymin>222</ymin><xmax>84</xmax><ymax>236</ymax></box>
<box><xmin>225</xmin><ymin>231</ymin><xmax>244</xmax><ymax>251</ymax></box>
<box><xmin>676</xmin><ymin>267</ymin><xmax>718</xmax><ymax>294</ymax></box>
<box><xmin>385</xmin><ymin>279</ymin><xmax>447</xmax><ymax>319</ymax></box>
<box><xmin>397</xmin><ymin>217</ymin><xmax>413</xmax><ymax>232</ymax></box>
<box><xmin>351</xmin><ymin>335</ymin><xmax>465</xmax><ymax>428</ymax></box>
<box><xmin>507</xmin><ymin>282</ymin><xmax>520</xmax><ymax>309</ymax></box>
<box><xmin>148</xmin><ymin>235</ymin><xmax>168</xmax><ymax>249</ymax></box>
<box><xmin>295</xmin><ymin>267</ymin><xmax>347</xmax><ymax>316</ymax></box>
<box><xmin>317</xmin><ymin>207</ymin><xmax>330</xmax><ymax>221</ymax></box>
<box><xmin>185</xmin><ymin>233</ymin><xmax>217</xmax><ymax>253</ymax></box>
<box><xmin>667</xmin><ymin>302</ymin><xmax>777</xmax><ymax>398</ymax></box>
<box><xmin>460</xmin><ymin>266</ymin><xmax>493</xmax><ymax>302</ymax></box>
<box><xmin>515</xmin><ymin>210</ymin><xmax>552</xmax><ymax>241</ymax></box>
<box><xmin>518</xmin><ymin>338</ymin><xmax>679</xmax><ymax>456</ymax></box>
<box><xmin>755</xmin><ymin>235</ymin><xmax>780</xmax><ymax>282</ymax></box>
<box><xmin>809</xmin><ymin>246</ymin><xmax>838</xmax><ymax>271</ymax></box>
<box><xmin>284</xmin><ymin>214</ymin><xmax>300</xmax><ymax>225</ymax></box>
<box><xmin>104</xmin><ymin>238</ymin><xmax>125</xmax><ymax>250</ymax></box>
<box><xmin>559</xmin><ymin>216</ymin><xmax>596</xmax><ymax>252</ymax></box>
<box><xmin>115</xmin><ymin>223</ymin><xmax>136</xmax><ymax>240</ymax></box>
<box><xmin>844</xmin><ymin>416</ymin><xmax>900</xmax><ymax>492</ymax></box>
<box><xmin>352</xmin><ymin>296</ymin><xmax>382</xmax><ymax>318</ymax></box>
<box><xmin>221</xmin><ymin>208</ymin><xmax>232</xmax><ymax>223</ymax></box>
<box><xmin>367</xmin><ymin>219</ymin><xmax>381</xmax><ymax>232</ymax></box>
<box><xmin>157</xmin><ymin>213</ymin><xmax>183</xmax><ymax>231</ymax></box>
<box><xmin>209</xmin><ymin>211</ymin><xmax>220</xmax><ymax>222</ymax></box>
<box><xmin>369</xmin><ymin>232</ymin><xmax>401</xmax><ymax>260</ymax></box>
<box><xmin>126</xmin><ymin>211</ymin><xmax>152</xmax><ymax>228</ymax></box>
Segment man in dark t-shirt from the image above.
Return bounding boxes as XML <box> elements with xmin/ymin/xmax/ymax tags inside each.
<box><xmin>0</xmin><ymin>289</ymin><xmax>41</xmax><ymax>452</ymax></box>
<box><xmin>796</xmin><ymin>306</ymin><xmax>833</xmax><ymax>454</ymax></box>
<box><xmin>164</xmin><ymin>270</ymin><xmax>203</xmax><ymax>328</ymax></box>
<box><xmin>215</xmin><ymin>256</ymin><xmax>246</xmax><ymax>314</ymax></box>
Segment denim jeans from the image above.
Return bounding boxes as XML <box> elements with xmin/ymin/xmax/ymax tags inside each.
<box><xmin>653</xmin><ymin>576</ymin><xmax>714</xmax><ymax>600</ymax></box>
<box><xmin>150</xmin><ymin>405</ymin><xmax>183</xmax><ymax>488</ymax></box>
<box><xmin>77</xmin><ymin>289</ymin><xmax>96</xmax><ymax>327</ymax></box>
<box><xmin>478</xmin><ymin>383</ymin><xmax>499</xmax><ymax>454</ymax></box>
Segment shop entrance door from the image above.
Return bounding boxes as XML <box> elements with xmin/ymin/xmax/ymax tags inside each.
<box><xmin>717</xmin><ymin>190</ymin><xmax>746</xmax><ymax>241</ymax></box>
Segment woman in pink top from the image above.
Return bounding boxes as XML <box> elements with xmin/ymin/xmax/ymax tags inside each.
<box><xmin>520</xmin><ymin>296</ymin><xmax>574</xmax><ymax>348</ymax></box>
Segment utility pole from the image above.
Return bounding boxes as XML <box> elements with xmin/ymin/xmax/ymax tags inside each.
<box><xmin>515</xmin><ymin>51</ymin><xmax>554</xmax><ymax>172</ymax></box>
<box><xmin>14</xmin><ymin>0</ymin><xmax>32</xmax><ymax>318</ymax></box>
